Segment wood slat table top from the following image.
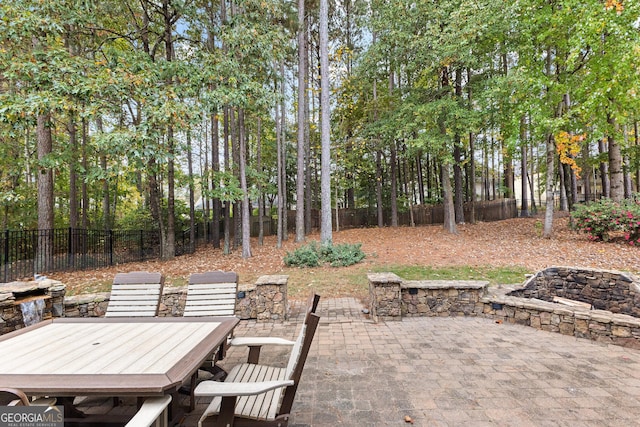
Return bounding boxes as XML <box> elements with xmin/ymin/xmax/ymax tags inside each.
<box><xmin>0</xmin><ymin>316</ymin><xmax>239</xmax><ymax>397</ymax></box>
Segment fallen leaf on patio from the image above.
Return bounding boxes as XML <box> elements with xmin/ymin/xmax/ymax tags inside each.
<box><xmin>495</xmin><ymin>319</ymin><xmax>503</xmax><ymax>324</ymax></box>
<box><xmin>404</xmin><ymin>415</ymin><xmax>414</xmax><ymax>424</ymax></box>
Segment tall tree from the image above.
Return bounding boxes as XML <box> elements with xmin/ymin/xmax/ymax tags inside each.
<box><xmin>319</xmin><ymin>0</ymin><xmax>332</xmax><ymax>244</ymax></box>
<box><xmin>295</xmin><ymin>0</ymin><xmax>306</xmax><ymax>242</ymax></box>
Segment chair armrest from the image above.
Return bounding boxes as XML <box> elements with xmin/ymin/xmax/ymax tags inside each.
<box><xmin>194</xmin><ymin>380</ymin><xmax>294</xmax><ymax>397</ymax></box>
<box><xmin>229</xmin><ymin>337</ymin><xmax>296</xmax><ymax>364</ymax></box>
<box><xmin>125</xmin><ymin>395</ymin><xmax>172</xmax><ymax>427</ymax></box>
<box><xmin>229</xmin><ymin>337</ymin><xmax>296</xmax><ymax>347</ymax></box>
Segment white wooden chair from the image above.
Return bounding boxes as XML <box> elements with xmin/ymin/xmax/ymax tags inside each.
<box><xmin>124</xmin><ymin>395</ymin><xmax>172</xmax><ymax>427</ymax></box>
<box><xmin>195</xmin><ymin>313</ymin><xmax>320</xmax><ymax>427</ymax></box>
<box><xmin>184</xmin><ymin>271</ymin><xmax>239</xmax><ymax>317</ymax></box>
<box><xmin>105</xmin><ymin>272</ymin><xmax>165</xmax><ymax>317</ymax></box>
<box><xmin>182</xmin><ymin>271</ymin><xmax>239</xmax><ymax>410</ymax></box>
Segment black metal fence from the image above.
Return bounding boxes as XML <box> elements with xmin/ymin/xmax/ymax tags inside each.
<box><xmin>0</xmin><ymin>228</ymin><xmax>163</xmax><ymax>283</ymax></box>
<box><xmin>0</xmin><ymin>217</ymin><xmax>275</xmax><ymax>283</ymax></box>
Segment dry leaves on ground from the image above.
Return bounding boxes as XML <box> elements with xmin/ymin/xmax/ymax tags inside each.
<box><xmin>52</xmin><ymin>216</ymin><xmax>640</xmax><ymax>297</ymax></box>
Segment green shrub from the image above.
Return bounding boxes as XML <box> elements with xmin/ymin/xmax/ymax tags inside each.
<box><xmin>325</xmin><ymin>243</ymin><xmax>366</xmax><ymax>267</ymax></box>
<box><xmin>284</xmin><ymin>241</ymin><xmax>366</xmax><ymax>267</ymax></box>
<box><xmin>572</xmin><ymin>195</ymin><xmax>640</xmax><ymax>245</ymax></box>
<box><xmin>283</xmin><ymin>243</ymin><xmax>320</xmax><ymax>267</ymax></box>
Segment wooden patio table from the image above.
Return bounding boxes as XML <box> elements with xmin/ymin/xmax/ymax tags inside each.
<box><xmin>0</xmin><ymin>316</ymin><xmax>238</xmax><ymax>424</ymax></box>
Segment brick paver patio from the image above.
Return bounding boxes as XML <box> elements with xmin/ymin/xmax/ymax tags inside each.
<box><xmin>80</xmin><ymin>297</ymin><xmax>640</xmax><ymax>426</ymax></box>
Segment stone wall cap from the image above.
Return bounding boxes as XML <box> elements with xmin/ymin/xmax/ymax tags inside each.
<box><xmin>1</xmin><ymin>281</ymin><xmax>56</xmax><ymax>294</ymax></box>
<box><xmin>238</xmin><ymin>284</ymin><xmax>256</xmax><ymax>292</ymax></box>
<box><xmin>0</xmin><ymin>292</ymin><xmax>15</xmax><ymax>303</ymax></box>
<box><xmin>610</xmin><ymin>314</ymin><xmax>640</xmax><ymax>327</ymax></box>
<box><xmin>543</xmin><ymin>266</ymin><xmax>638</xmax><ymax>283</ymax></box>
<box><xmin>64</xmin><ymin>292</ymin><xmax>108</xmax><ymax>305</ymax></box>
<box><xmin>256</xmin><ymin>275</ymin><xmax>289</xmax><ymax>285</ymax></box>
<box><xmin>161</xmin><ymin>286</ymin><xmax>185</xmax><ymax>296</ymax></box>
<box><xmin>401</xmin><ymin>280</ymin><xmax>488</xmax><ymax>290</ymax></box>
<box><xmin>367</xmin><ymin>272</ymin><xmax>403</xmax><ymax>283</ymax></box>
<box><xmin>589</xmin><ymin>310</ymin><xmax>613</xmax><ymax>323</ymax></box>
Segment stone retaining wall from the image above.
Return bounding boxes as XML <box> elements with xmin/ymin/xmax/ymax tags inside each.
<box><xmin>368</xmin><ymin>273</ymin><xmax>488</xmax><ymax>321</ymax></box>
<box><xmin>482</xmin><ymin>286</ymin><xmax>640</xmax><ymax>350</ymax></box>
<box><xmin>509</xmin><ymin>266</ymin><xmax>640</xmax><ymax>317</ymax></box>
<box><xmin>402</xmin><ymin>280</ymin><xmax>488</xmax><ymax>317</ymax></box>
<box><xmin>369</xmin><ymin>270</ymin><xmax>640</xmax><ymax>349</ymax></box>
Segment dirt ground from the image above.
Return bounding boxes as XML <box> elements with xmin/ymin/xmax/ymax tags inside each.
<box><xmin>52</xmin><ymin>215</ymin><xmax>640</xmax><ymax>298</ymax></box>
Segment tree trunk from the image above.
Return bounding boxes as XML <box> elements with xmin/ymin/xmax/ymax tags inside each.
<box><xmin>608</xmin><ymin>113</ymin><xmax>623</xmax><ymax>202</ymax></box>
<box><xmin>636</xmin><ymin>122</ymin><xmax>640</xmax><ymax>193</ymax></box>
<box><xmin>469</xmin><ymin>132</ymin><xmax>476</xmax><ymax>223</ymax></box>
<box><xmin>582</xmin><ymin>137</ymin><xmax>592</xmax><ymax>203</ymax></box>
<box><xmin>81</xmin><ymin>118</ymin><xmax>89</xmax><ymax>228</ymax></box>
<box><xmin>295</xmin><ymin>0</ymin><xmax>306</xmax><ymax>242</ymax></box>
<box><xmin>276</xmin><ymin>80</ymin><xmax>284</xmax><ymax>248</ymax></box>
<box><xmin>304</xmin><ymin>13</ymin><xmax>312</xmax><ymax>234</ymax></box>
<box><xmin>68</xmin><ymin>113</ymin><xmax>78</xmax><ymax>229</ymax></box>
<box><xmin>543</xmin><ymin>133</ymin><xmax>555</xmax><ymax>238</ymax></box>
<box><xmin>416</xmin><ymin>153</ymin><xmax>424</xmax><ymax>205</ymax></box>
<box><xmin>36</xmin><ymin>113</ymin><xmax>54</xmax><ymax>273</ymax></box>
<box><xmin>239</xmin><ymin>109</ymin><xmax>251</xmax><ymax>258</ymax></box>
<box><xmin>230</xmin><ymin>108</ymin><xmax>241</xmax><ymax>249</ymax></box>
<box><xmin>211</xmin><ymin>112</ymin><xmax>221</xmax><ymax>248</ymax></box>
<box><xmin>442</xmin><ymin>163</ymin><xmax>458</xmax><ymax>234</ymax></box>
<box><xmin>257</xmin><ymin>118</ymin><xmax>264</xmax><ymax>246</ymax></box>
<box><xmin>376</xmin><ymin>150</ymin><xmax>384</xmax><ymax>227</ymax></box>
<box><xmin>223</xmin><ymin>107</ymin><xmax>231</xmax><ymax>254</ymax></box>
<box><xmin>559</xmin><ymin>156</ymin><xmax>568</xmax><ymax>211</ymax></box>
<box><xmin>453</xmin><ymin>143</ymin><xmax>465</xmax><ymax>224</ymax></box>
<box><xmin>520</xmin><ymin>115</ymin><xmax>529</xmax><ymax>217</ymax></box>
<box><xmin>598</xmin><ymin>139</ymin><xmax>610</xmax><ymax>198</ymax></box>
<box><xmin>187</xmin><ymin>131</ymin><xmax>196</xmax><ymax>253</ymax></box>
<box><xmin>319</xmin><ymin>0</ymin><xmax>332</xmax><ymax>244</ymax></box>
<box><xmin>95</xmin><ymin>117</ymin><xmax>108</xmax><ymax>230</ymax></box>
<box><xmin>529</xmin><ymin>137</ymin><xmax>537</xmax><ymax>213</ymax></box>
<box><xmin>165</xmin><ymin>125</ymin><xmax>176</xmax><ymax>259</ymax></box>
<box><xmin>624</xmin><ymin>154</ymin><xmax>632</xmax><ymax>199</ymax></box>
<box><xmin>453</xmin><ymin>69</ymin><xmax>465</xmax><ymax>223</ymax></box>
<box><xmin>390</xmin><ymin>141</ymin><xmax>399</xmax><ymax>227</ymax></box>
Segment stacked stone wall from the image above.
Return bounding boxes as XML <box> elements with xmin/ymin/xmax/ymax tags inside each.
<box><xmin>369</xmin><ymin>268</ymin><xmax>640</xmax><ymax>349</ymax></box>
<box><xmin>509</xmin><ymin>266</ymin><xmax>640</xmax><ymax>317</ymax></box>
<box><xmin>401</xmin><ymin>280</ymin><xmax>487</xmax><ymax>317</ymax></box>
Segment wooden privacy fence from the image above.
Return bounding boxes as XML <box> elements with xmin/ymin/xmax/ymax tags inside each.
<box><xmin>288</xmin><ymin>199</ymin><xmax>518</xmax><ymax>229</ymax></box>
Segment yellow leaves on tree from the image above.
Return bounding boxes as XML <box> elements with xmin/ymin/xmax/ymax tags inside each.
<box><xmin>605</xmin><ymin>0</ymin><xmax>624</xmax><ymax>13</ymax></box>
<box><xmin>555</xmin><ymin>131</ymin><xmax>585</xmax><ymax>179</ymax></box>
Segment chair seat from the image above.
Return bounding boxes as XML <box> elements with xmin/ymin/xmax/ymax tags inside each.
<box><xmin>200</xmin><ymin>363</ymin><xmax>287</xmax><ymax>423</ymax></box>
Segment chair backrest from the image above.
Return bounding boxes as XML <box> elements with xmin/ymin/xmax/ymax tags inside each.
<box><xmin>105</xmin><ymin>272</ymin><xmax>165</xmax><ymax>318</ymax></box>
<box><xmin>304</xmin><ymin>293</ymin><xmax>320</xmax><ymax>322</ymax></box>
<box><xmin>278</xmin><ymin>313</ymin><xmax>319</xmax><ymax>417</ymax></box>
<box><xmin>184</xmin><ymin>271</ymin><xmax>238</xmax><ymax>317</ymax></box>
<box><xmin>0</xmin><ymin>387</ymin><xmax>30</xmax><ymax>406</ymax></box>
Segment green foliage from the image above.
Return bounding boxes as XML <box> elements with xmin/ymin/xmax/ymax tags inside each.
<box><xmin>572</xmin><ymin>196</ymin><xmax>640</xmax><ymax>245</ymax></box>
<box><xmin>284</xmin><ymin>243</ymin><xmax>320</xmax><ymax>267</ymax></box>
<box><xmin>284</xmin><ymin>241</ymin><xmax>365</xmax><ymax>268</ymax></box>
